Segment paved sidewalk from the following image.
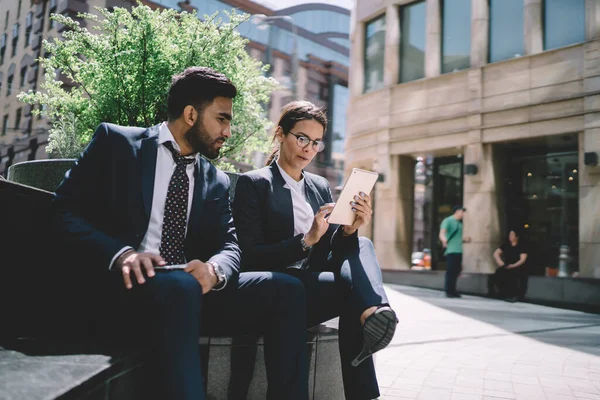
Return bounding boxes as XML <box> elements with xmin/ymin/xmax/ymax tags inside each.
<box><xmin>376</xmin><ymin>285</ymin><xmax>600</xmax><ymax>400</ymax></box>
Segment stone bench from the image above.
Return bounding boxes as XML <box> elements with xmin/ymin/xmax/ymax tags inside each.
<box><xmin>1</xmin><ymin>160</ymin><xmax>344</xmax><ymax>400</ymax></box>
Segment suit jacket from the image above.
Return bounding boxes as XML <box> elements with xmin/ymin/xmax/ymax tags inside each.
<box><xmin>52</xmin><ymin>123</ymin><xmax>240</xmax><ymax>286</ymax></box>
<box><xmin>232</xmin><ymin>163</ymin><xmax>357</xmax><ymax>272</ymax></box>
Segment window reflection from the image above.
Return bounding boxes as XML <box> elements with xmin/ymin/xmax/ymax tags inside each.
<box><xmin>364</xmin><ymin>14</ymin><xmax>386</xmax><ymax>92</ymax></box>
<box><xmin>489</xmin><ymin>0</ymin><xmax>524</xmax><ymax>63</ymax></box>
<box><xmin>442</xmin><ymin>0</ymin><xmax>471</xmax><ymax>74</ymax></box>
<box><xmin>400</xmin><ymin>1</ymin><xmax>426</xmax><ymax>83</ymax></box>
<box><xmin>544</xmin><ymin>0</ymin><xmax>585</xmax><ymax>51</ymax></box>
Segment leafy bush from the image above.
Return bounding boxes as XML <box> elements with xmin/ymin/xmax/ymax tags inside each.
<box><xmin>19</xmin><ymin>3</ymin><xmax>279</xmax><ymax>168</ymax></box>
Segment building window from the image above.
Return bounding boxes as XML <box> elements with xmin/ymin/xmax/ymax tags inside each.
<box><xmin>11</xmin><ymin>23</ymin><xmax>20</xmax><ymax>57</ymax></box>
<box><xmin>544</xmin><ymin>0</ymin><xmax>585</xmax><ymax>51</ymax></box>
<box><xmin>19</xmin><ymin>66</ymin><xmax>27</xmax><ymax>88</ymax></box>
<box><xmin>489</xmin><ymin>0</ymin><xmax>524</xmax><ymax>63</ymax></box>
<box><xmin>49</xmin><ymin>0</ymin><xmax>57</xmax><ymax>30</ymax></box>
<box><xmin>6</xmin><ymin>74</ymin><xmax>13</xmax><ymax>96</ymax></box>
<box><xmin>400</xmin><ymin>1</ymin><xmax>426</xmax><ymax>83</ymax></box>
<box><xmin>0</xmin><ymin>34</ymin><xmax>6</xmax><ymax>66</ymax></box>
<box><xmin>364</xmin><ymin>14</ymin><xmax>386</xmax><ymax>93</ymax></box>
<box><xmin>441</xmin><ymin>0</ymin><xmax>471</xmax><ymax>74</ymax></box>
<box><xmin>4</xmin><ymin>11</ymin><xmax>8</xmax><ymax>31</ymax></box>
<box><xmin>15</xmin><ymin>108</ymin><xmax>22</xmax><ymax>132</ymax></box>
<box><xmin>2</xmin><ymin>115</ymin><xmax>8</xmax><ymax>136</ymax></box>
<box><xmin>25</xmin><ymin>12</ymin><xmax>33</xmax><ymax>48</ymax></box>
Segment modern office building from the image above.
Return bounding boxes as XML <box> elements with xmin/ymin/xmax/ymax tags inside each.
<box><xmin>347</xmin><ymin>0</ymin><xmax>600</xmax><ymax>278</ymax></box>
<box><xmin>0</xmin><ymin>0</ymin><xmax>351</xmax><ymax>190</ymax></box>
<box><xmin>0</xmin><ymin>0</ymin><xmax>114</xmax><ymax>176</ymax></box>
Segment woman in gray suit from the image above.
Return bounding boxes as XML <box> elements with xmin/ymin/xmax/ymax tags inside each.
<box><xmin>233</xmin><ymin>100</ymin><xmax>397</xmax><ymax>400</ymax></box>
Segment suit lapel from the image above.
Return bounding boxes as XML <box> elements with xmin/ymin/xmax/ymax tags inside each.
<box><xmin>187</xmin><ymin>157</ymin><xmax>208</xmax><ymax>238</ymax></box>
<box><xmin>304</xmin><ymin>174</ymin><xmax>325</xmax><ymax>214</ymax></box>
<box><xmin>140</xmin><ymin>126</ymin><xmax>160</xmax><ymax>220</ymax></box>
<box><xmin>270</xmin><ymin>164</ymin><xmax>295</xmax><ymax>238</ymax></box>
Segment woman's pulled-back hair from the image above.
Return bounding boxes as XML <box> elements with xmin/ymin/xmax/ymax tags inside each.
<box><xmin>265</xmin><ymin>100</ymin><xmax>328</xmax><ymax>166</ymax></box>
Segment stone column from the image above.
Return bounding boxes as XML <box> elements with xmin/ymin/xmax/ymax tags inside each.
<box><xmin>579</xmin><ymin>39</ymin><xmax>600</xmax><ymax>277</ymax></box>
<box><xmin>384</xmin><ymin>4</ymin><xmax>400</xmax><ymax>86</ymax></box>
<box><xmin>471</xmin><ymin>0</ymin><xmax>489</xmax><ymax>68</ymax></box>
<box><xmin>524</xmin><ymin>0</ymin><xmax>543</xmax><ymax>55</ymax></box>
<box><xmin>425</xmin><ymin>0</ymin><xmax>441</xmax><ymax>78</ymax></box>
<box><xmin>349</xmin><ymin>14</ymin><xmax>365</xmax><ymax>97</ymax></box>
<box><xmin>462</xmin><ymin>142</ymin><xmax>501</xmax><ymax>273</ymax></box>
<box><xmin>586</xmin><ymin>0</ymin><xmax>600</xmax><ymax>40</ymax></box>
<box><xmin>579</xmin><ymin>128</ymin><xmax>600</xmax><ymax>278</ymax></box>
<box><xmin>373</xmin><ymin>155</ymin><xmax>414</xmax><ymax>270</ymax></box>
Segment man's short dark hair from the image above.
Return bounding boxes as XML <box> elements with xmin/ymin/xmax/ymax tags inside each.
<box><xmin>167</xmin><ymin>66</ymin><xmax>237</xmax><ymax>120</ymax></box>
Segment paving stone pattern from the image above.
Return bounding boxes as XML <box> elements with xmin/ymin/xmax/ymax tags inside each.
<box><xmin>376</xmin><ymin>285</ymin><xmax>600</xmax><ymax>400</ymax></box>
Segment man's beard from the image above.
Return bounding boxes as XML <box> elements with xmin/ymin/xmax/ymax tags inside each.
<box><xmin>184</xmin><ymin>119</ymin><xmax>224</xmax><ymax>159</ymax></box>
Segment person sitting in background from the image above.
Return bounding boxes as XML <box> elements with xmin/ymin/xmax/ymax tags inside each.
<box><xmin>490</xmin><ymin>229</ymin><xmax>528</xmax><ymax>302</ymax></box>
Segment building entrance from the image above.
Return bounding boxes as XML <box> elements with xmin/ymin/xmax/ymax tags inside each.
<box><xmin>499</xmin><ymin>135</ymin><xmax>579</xmax><ymax>276</ymax></box>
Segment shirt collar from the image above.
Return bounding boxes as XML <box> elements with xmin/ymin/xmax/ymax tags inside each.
<box><xmin>276</xmin><ymin>159</ymin><xmax>305</xmax><ymax>188</ymax></box>
<box><xmin>159</xmin><ymin>122</ymin><xmax>198</xmax><ymax>164</ymax></box>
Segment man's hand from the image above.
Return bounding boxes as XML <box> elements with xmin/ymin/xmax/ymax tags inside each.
<box><xmin>441</xmin><ymin>240</ymin><xmax>448</xmax><ymax>248</ymax></box>
<box><xmin>343</xmin><ymin>192</ymin><xmax>373</xmax><ymax>236</ymax></box>
<box><xmin>305</xmin><ymin>203</ymin><xmax>335</xmax><ymax>246</ymax></box>
<box><xmin>463</xmin><ymin>236</ymin><xmax>472</xmax><ymax>243</ymax></box>
<box><xmin>506</xmin><ymin>264</ymin><xmax>517</xmax><ymax>269</ymax></box>
<box><xmin>116</xmin><ymin>250</ymin><xmax>166</xmax><ymax>289</ymax></box>
<box><xmin>184</xmin><ymin>260</ymin><xmax>218</xmax><ymax>294</ymax></box>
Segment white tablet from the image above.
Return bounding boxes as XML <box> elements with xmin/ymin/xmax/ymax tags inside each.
<box><xmin>327</xmin><ymin>168</ymin><xmax>379</xmax><ymax>226</ymax></box>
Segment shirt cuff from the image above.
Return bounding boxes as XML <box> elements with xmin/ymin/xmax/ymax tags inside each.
<box><xmin>109</xmin><ymin>246</ymin><xmax>134</xmax><ymax>270</ymax></box>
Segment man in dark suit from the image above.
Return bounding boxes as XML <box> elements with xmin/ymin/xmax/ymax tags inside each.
<box><xmin>51</xmin><ymin>67</ymin><xmax>308</xmax><ymax>400</ymax></box>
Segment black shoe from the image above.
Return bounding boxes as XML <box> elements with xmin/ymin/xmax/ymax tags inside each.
<box><xmin>351</xmin><ymin>306</ymin><xmax>398</xmax><ymax>367</ymax></box>
<box><xmin>446</xmin><ymin>293</ymin><xmax>462</xmax><ymax>298</ymax></box>
<box><xmin>504</xmin><ymin>296</ymin><xmax>518</xmax><ymax>303</ymax></box>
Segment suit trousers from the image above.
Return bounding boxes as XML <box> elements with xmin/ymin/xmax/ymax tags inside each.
<box><xmin>286</xmin><ymin>237</ymin><xmax>388</xmax><ymax>400</ymax></box>
<box><xmin>109</xmin><ymin>270</ymin><xmax>308</xmax><ymax>400</ymax></box>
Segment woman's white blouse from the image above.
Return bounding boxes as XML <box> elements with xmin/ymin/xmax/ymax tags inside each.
<box><xmin>276</xmin><ymin>160</ymin><xmax>314</xmax><ymax>269</ymax></box>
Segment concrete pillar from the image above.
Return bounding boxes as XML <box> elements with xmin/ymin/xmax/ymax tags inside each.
<box><xmin>384</xmin><ymin>4</ymin><xmax>400</xmax><ymax>86</ymax></box>
<box><xmin>350</xmin><ymin>16</ymin><xmax>365</xmax><ymax>97</ymax></box>
<box><xmin>462</xmin><ymin>142</ymin><xmax>501</xmax><ymax>273</ymax></box>
<box><xmin>524</xmin><ymin>0</ymin><xmax>543</xmax><ymax>55</ymax></box>
<box><xmin>425</xmin><ymin>0</ymin><xmax>441</xmax><ymax>78</ymax></box>
<box><xmin>586</xmin><ymin>0</ymin><xmax>600</xmax><ymax>40</ymax></box>
<box><xmin>471</xmin><ymin>0</ymin><xmax>489</xmax><ymax>68</ymax></box>
<box><xmin>579</xmin><ymin>131</ymin><xmax>600</xmax><ymax>278</ymax></box>
<box><xmin>373</xmin><ymin>155</ymin><xmax>414</xmax><ymax>270</ymax></box>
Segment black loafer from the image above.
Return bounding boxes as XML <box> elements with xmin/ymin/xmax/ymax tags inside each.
<box><xmin>351</xmin><ymin>305</ymin><xmax>398</xmax><ymax>367</ymax></box>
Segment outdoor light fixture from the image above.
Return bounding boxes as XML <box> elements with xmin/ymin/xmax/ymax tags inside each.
<box><xmin>464</xmin><ymin>164</ymin><xmax>478</xmax><ymax>175</ymax></box>
<box><xmin>584</xmin><ymin>152</ymin><xmax>598</xmax><ymax>166</ymax></box>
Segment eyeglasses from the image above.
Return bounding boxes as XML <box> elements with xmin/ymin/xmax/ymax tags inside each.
<box><xmin>289</xmin><ymin>131</ymin><xmax>325</xmax><ymax>153</ymax></box>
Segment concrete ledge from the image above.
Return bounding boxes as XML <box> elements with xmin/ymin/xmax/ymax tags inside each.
<box><xmin>382</xmin><ymin>269</ymin><xmax>600</xmax><ymax>313</ymax></box>
<box><xmin>1</xmin><ymin>325</ymin><xmax>343</xmax><ymax>400</ymax></box>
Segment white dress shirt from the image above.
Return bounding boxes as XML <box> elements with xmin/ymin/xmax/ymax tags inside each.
<box><xmin>275</xmin><ymin>160</ymin><xmax>314</xmax><ymax>269</ymax></box>
<box><xmin>109</xmin><ymin>122</ymin><xmax>197</xmax><ymax>268</ymax></box>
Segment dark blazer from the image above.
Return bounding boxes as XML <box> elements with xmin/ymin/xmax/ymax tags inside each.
<box><xmin>232</xmin><ymin>163</ymin><xmax>357</xmax><ymax>272</ymax></box>
<box><xmin>52</xmin><ymin>123</ymin><xmax>240</xmax><ymax>285</ymax></box>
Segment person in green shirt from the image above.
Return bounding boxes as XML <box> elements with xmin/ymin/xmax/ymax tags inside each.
<box><xmin>439</xmin><ymin>205</ymin><xmax>472</xmax><ymax>298</ymax></box>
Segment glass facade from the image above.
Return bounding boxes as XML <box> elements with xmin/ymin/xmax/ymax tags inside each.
<box><xmin>489</xmin><ymin>0</ymin><xmax>524</xmax><ymax>63</ymax></box>
<box><xmin>412</xmin><ymin>155</ymin><xmax>463</xmax><ymax>271</ymax></box>
<box><xmin>291</xmin><ymin>10</ymin><xmax>350</xmax><ymax>35</ymax></box>
<box><xmin>331</xmin><ymin>84</ymin><xmax>348</xmax><ymax>161</ymax></box>
<box><xmin>400</xmin><ymin>1</ymin><xmax>426</xmax><ymax>83</ymax></box>
<box><xmin>237</xmin><ymin>20</ymin><xmax>349</xmax><ymax>66</ymax></box>
<box><xmin>364</xmin><ymin>14</ymin><xmax>386</xmax><ymax>93</ymax></box>
<box><xmin>441</xmin><ymin>0</ymin><xmax>471</xmax><ymax>74</ymax></box>
<box><xmin>544</xmin><ymin>0</ymin><xmax>586</xmax><ymax>51</ymax></box>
